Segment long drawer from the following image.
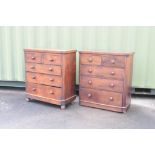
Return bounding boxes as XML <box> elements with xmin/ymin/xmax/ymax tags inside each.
<box><xmin>26</xmin><ymin>72</ymin><xmax>62</xmax><ymax>87</ymax></box>
<box><xmin>80</xmin><ymin>65</ymin><xmax>124</xmax><ymax>80</ymax></box>
<box><xmin>80</xmin><ymin>88</ymin><xmax>122</xmax><ymax>107</ymax></box>
<box><xmin>26</xmin><ymin>63</ymin><xmax>62</xmax><ymax>76</ymax></box>
<box><xmin>80</xmin><ymin>76</ymin><xmax>123</xmax><ymax>92</ymax></box>
<box><xmin>26</xmin><ymin>83</ymin><xmax>62</xmax><ymax>100</ymax></box>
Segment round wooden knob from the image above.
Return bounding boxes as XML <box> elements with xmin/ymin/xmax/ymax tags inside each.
<box><xmin>88</xmin><ymin>68</ymin><xmax>92</xmax><ymax>73</ymax></box>
<box><xmin>32</xmin><ymin>57</ymin><xmax>35</xmax><ymax>60</ymax></box>
<box><xmin>111</xmin><ymin>71</ymin><xmax>115</xmax><ymax>75</ymax></box>
<box><xmin>30</xmin><ymin>66</ymin><xmax>35</xmax><ymax>69</ymax></box>
<box><xmin>88</xmin><ymin>93</ymin><xmax>92</xmax><ymax>98</ymax></box>
<box><xmin>88</xmin><ymin>80</ymin><xmax>92</xmax><ymax>85</ymax></box>
<box><xmin>50</xmin><ymin>78</ymin><xmax>54</xmax><ymax>81</ymax></box>
<box><xmin>50</xmin><ymin>90</ymin><xmax>54</xmax><ymax>94</ymax></box>
<box><xmin>88</xmin><ymin>57</ymin><xmax>93</xmax><ymax>62</ymax></box>
<box><xmin>109</xmin><ymin>83</ymin><xmax>115</xmax><ymax>87</ymax></box>
<box><xmin>111</xmin><ymin>59</ymin><xmax>115</xmax><ymax>64</ymax></box>
<box><xmin>109</xmin><ymin>97</ymin><xmax>113</xmax><ymax>101</ymax></box>
<box><xmin>49</xmin><ymin>68</ymin><xmax>53</xmax><ymax>71</ymax></box>
<box><xmin>32</xmin><ymin>76</ymin><xmax>36</xmax><ymax>79</ymax></box>
<box><xmin>50</xmin><ymin>58</ymin><xmax>54</xmax><ymax>62</ymax></box>
<box><xmin>32</xmin><ymin>88</ymin><xmax>36</xmax><ymax>91</ymax></box>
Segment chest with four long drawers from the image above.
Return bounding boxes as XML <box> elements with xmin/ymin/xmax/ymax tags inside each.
<box><xmin>79</xmin><ymin>51</ymin><xmax>134</xmax><ymax>113</ymax></box>
<box><xmin>24</xmin><ymin>49</ymin><xmax>76</xmax><ymax>109</ymax></box>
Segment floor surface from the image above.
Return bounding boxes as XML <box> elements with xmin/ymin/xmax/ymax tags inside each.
<box><xmin>0</xmin><ymin>89</ymin><xmax>155</xmax><ymax>129</ymax></box>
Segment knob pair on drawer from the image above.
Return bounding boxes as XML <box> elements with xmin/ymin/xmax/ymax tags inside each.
<box><xmin>87</xmin><ymin>80</ymin><xmax>115</xmax><ymax>87</ymax></box>
<box><xmin>32</xmin><ymin>56</ymin><xmax>55</xmax><ymax>62</ymax></box>
<box><xmin>88</xmin><ymin>68</ymin><xmax>115</xmax><ymax>76</ymax></box>
<box><xmin>87</xmin><ymin>57</ymin><xmax>115</xmax><ymax>64</ymax></box>
<box><xmin>87</xmin><ymin>93</ymin><xmax>114</xmax><ymax>101</ymax></box>
<box><xmin>32</xmin><ymin>88</ymin><xmax>54</xmax><ymax>94</ymax></box>
<box><xmin>31</xmin><ymin>76</ymin><xmax>55</xmax><ymax>82</ymax></box>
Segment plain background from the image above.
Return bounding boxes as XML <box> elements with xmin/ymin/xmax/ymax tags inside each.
<box><xmin>0</xmin><ymin>0</ymin><xmax>155</xmax><ymax>155</ymax></box>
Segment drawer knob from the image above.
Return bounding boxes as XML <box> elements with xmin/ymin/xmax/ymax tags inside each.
<box><xmin>49</xmin><ymin>68</ymin><xmax>53</xmax><ymax>71</ymax></box>
<box><xmin>88</xmin><ymin>57</ymin><xmax>93</xmax><ymax>62</ymax></box>
<box><xmin>88</xmin><ymin>93</ymin><xmax>92</xmax><ymax>98</ymax></box>
<box><xmin>50</xmin><ymin>58</ymin><xmax>54</xmax><ymax>62</ymax></box>
<box><xmin>109</xmin><ymin>97</ymin><xmax>113</xmax><ymax>101</ymax></box>
<box><xmin>88</xmin><ymin>68</ymin><xmax>92</xmax><ymax>73</ymax></box>
<box><xmin>32</xmin><ymin>76</ymin><xmax>36</xmax><ymax>79</ymax></box>
<box><xmin>111</xmin><ymin>59</ymin><xmax>115</xmax><ymax>64</ymax></box>
<box><xmin>32</xmin><ymin>57</ymin><xmax>35</xmax><ymax>60</ymax></box>
<box><xmin>30</xmin><ymin>66</ymin><xmax>35</xmax><ymax>69</ymax></box>
<box><xmin>88</xmin><ymin>80</ymin><xmax>92</xmax><ymax>85</ymax></box>
<box><xmin>109</xmin><ymin>83</ymin><xmax>115</xmax><ymax>87</ymax></box>
<box><xmin>32</xmin><ymin>88</ymin><xmax>36</xmax><ymax>91</ymax></box>
<box><xmin>50</xmin><ymin>90</ymin><xmax>54</xmax><ymax>94</ymax></box>
<box><xmin>110</xmin><ymin>71</ymin><xmax>115</xmax><ymax>75</ymax></box>
<box><xmin>50</xmin><ymin>78</ymin><xmax>54</xmax><ymax>81</ymax></box>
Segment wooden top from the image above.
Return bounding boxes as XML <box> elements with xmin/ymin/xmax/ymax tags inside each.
<box><xmin>24</xmin><ymin>48</ymin><xmax>76</xmax><ymax>54</ymax></box>
<box><xmin>79</xmin><ymin>50</ymin><xmax>134</xmax><ymax>56</ymax></box>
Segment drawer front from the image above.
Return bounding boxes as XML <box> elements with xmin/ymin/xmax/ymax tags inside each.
<box><xmin>26</xmin><ymin>83</ymin><xmax>62</xmax><ymax>100</ymax></box>
<box><xmin>80</xmin><ymin>54</ymin><xmax>101</xmax><ymax>65</ymax></box>
<box><xmin>43</xmin><ymin>53</ymin><xmax>62</xmax><ymax>65</ymax></box>
<box><xmin>25</xmin><ymin>52</ymin><xmax>42</xmax><ymax>63</ymax></box>
<box><xmin>26</xmin><ymin>63</ymin><xmax>62</xmax><ymax>76</ymax></box>
<box><xmin>80</xmin><ymin>65</ymin><xmax>124</xmax><ymax>80</ymax></box>
<box><xmin>102</xmin><ymin>55</ymin><xmax>125</xmax><ymax>68</ymax></box>
<box><xmin>80</xmin><ymin>76</ymin><xmax>123</xmax><ymax>92</ymax></box>
<box><xmin>26</xmin><ymin>72</ymin><xmax>62</xmax><ymax>87</ymax></box>
<box><xmin>80</xmin><ymin>88</ymin><xmax>122</xmax><ymax>107</ymax></box>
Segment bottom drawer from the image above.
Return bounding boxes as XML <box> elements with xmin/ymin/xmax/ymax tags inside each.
<box><xmin>26</xmin><ymin>83</ymin><xmax>62</xmax><ymax>100</ymax></box>
<box><xmin>80</xmin><ymin>88</ymin><xmax>122</xmax><ymax>107</ymax></box>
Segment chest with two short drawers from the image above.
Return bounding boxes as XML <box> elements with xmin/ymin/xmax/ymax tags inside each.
<box><xmin>79</xmin><ymin>51</ymin><xmax>134</xmax><ymax>112</ymax></box>
<box><xmin>24</xmin><ymin>49</ymin><xmax>76</xmax><ymax>109</ymax></box>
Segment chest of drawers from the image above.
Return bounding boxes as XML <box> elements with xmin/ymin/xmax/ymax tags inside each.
<box><xmin>24</xmin><ymin>49</ymin><xmax>76</xmax><ymax>109</ymax></box>
<box><xmin>79</xmin><ymin>51</ymin><xmax>134</xmax><ymax>113</ymax></box>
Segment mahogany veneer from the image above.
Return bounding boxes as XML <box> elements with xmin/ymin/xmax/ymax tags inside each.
<box><xmin>24</xmin><ymin>49</ymin><xmax>76</xmax><ymax>109</ymax></box>
<box><xmin>79</xmin><ymin>51</ymin><xmax>134</xmax><ymax>113</ymax></box>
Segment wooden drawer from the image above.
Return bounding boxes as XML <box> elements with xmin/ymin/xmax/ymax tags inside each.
<box><xmin>43</xmin><ymin>53</ymin><xmax>62</xmax><ymax>65</ymax></box>
<box><xmin>80</xmin><ymin>54</ymin><xmax>101</xmax><ymax>65</ymax></box>
<box><xmin>80</xmin><ymin>88</ymin><xmax>122</xmax><ymax>107</ymax></box>
<box><xmin>26</xmin><ymin>63</ymin><xmax>62</xmax><ymax>76</ymax></box>
<box><xmin>25</xmin><ymin>52</ymin><xmax>42</xmax><ymax>63</ymax></box>
<box><xmin>80</xmin><ymin>65</ymin><xmax>124</xmax><ymax>80</ymax></box>
<box><xmin>26</xmin><ymin>83</ymin><xmax>62</xmax><ymax>100</ymax></box>
<box><xmin>80</xmin><ymin>76</ymin><xmax>123</xmax><ymax>92</ymax></box>
<box><xmin>26</xmin><ymin>72</ymin><xmax>62</xmax><ymax>87</ymax></box>
<box><xmin>102</xmin><ymin>55</ymin><xmax>125</xmax><ymax>68</ymax></box>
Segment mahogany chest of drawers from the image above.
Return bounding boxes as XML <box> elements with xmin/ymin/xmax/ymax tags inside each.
<box><xmin>79</xmin><ymin>51</ymin><xmax>134</xmax><ymax>113</ymax></box>
<box><xmin>24</xmin><ymin>49</ymin><xmax>76</xmax><ymax>109</ymax></box>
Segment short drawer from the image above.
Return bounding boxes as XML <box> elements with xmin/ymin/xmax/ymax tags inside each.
<box><xmin>102</xmin><ymin>55</ymin><xmax>125</xmax><ymax>68</ymax></box>
<box><xmin>80</xmin><ymin>54</ymin><xmax>101</xmax><ymax>65</ymax></box>
<box><xmin>80</xmin><ymin>76</ymin><xmax>123</xmax><ymax>92</ymax></box>
<box><xmin>80</xmin><ymin>65</ymin><xmax>124</xmax><ymax>80</ymax></box>
<box><xmin>26</xmin><ymin>83</ymin><xmax>62</xmax><ymax>100</ymax></box>
<box><xmin>80</xmin><ymin>88</ymin><xmax>122</xmax><ymax>107</ymax></box>
<box><xmin>26</xmin><ymin>63</ymin><xmax>62</xmax><ymax>76</ymax></box>
<box><xmin>26</xmin><ymin>72</ymin><xmax>62</xmax><ymax>87</ymax></box>
<box><xmin>43</xmin><ymin>53</ymin><xmax>62</xmax><ymax>65</ymax></box>
<box><xmin>25</xmin><ymin>52</ymin><xmax>42</xmax><ymax>63</ymax></box>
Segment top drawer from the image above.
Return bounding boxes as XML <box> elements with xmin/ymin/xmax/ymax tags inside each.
<box><xmin>80</xmin><ymin>54</ymin><xmax>101</xmax><ymax>65</ymax></box>
<box><xmin>102</xmin><ymin>55</ymin><xmax>125</xmax><ymax>68</ymax></box>
<box><xmin>25</xmin><ymin>52</ymin><xmax>42</xmax><ymax>63</ymax></box>
<box><xmin>43</xmin><ymin>53</ymin><xmax>62</xmax><ymax>65</ymax></box>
